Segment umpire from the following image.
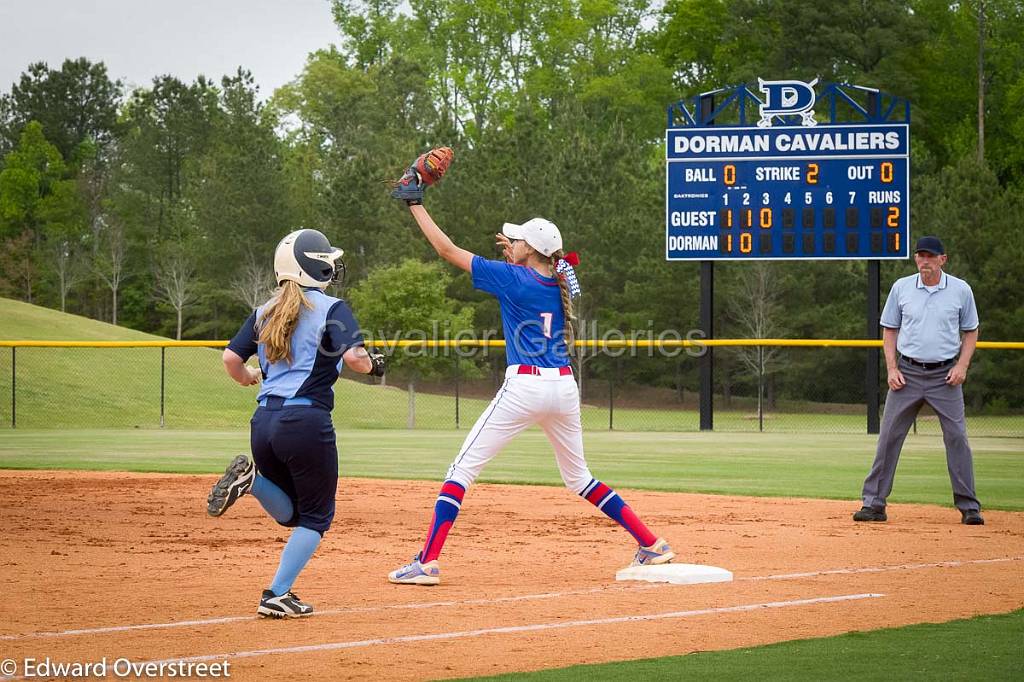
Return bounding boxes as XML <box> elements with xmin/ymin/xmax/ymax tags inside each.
<box><xmin>854</xmin><ymin>236</ymin><xmax>984</xmax><ymax>525</ymax></box>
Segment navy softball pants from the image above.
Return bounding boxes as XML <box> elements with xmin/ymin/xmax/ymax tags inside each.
<box><xmin>250</xmin><ymin>404</ymin><xmax>338</xmax><ymax>534</ymax></box>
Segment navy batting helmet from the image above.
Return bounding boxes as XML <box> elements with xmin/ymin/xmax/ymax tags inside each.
<box><xmin>273</xmin><ymin>229</ymin><xmax>345</xmax><ymax>288</ymax></box>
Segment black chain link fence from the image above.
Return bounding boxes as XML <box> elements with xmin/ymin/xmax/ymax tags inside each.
<box><xmin>1</xmin><ymin>343</ymin><xmax>1021</xmax><ymax>437</ymax></box>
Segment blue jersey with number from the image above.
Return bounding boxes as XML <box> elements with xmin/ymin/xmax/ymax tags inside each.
<box><xmin>471</xmin><ymin>256</ymin><xmax>569</xmax><ymax>367</ymax></box>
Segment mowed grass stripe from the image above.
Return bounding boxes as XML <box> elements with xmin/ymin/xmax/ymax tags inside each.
<box><xmin>0</xmin><ymin>429</ymin><xmax>1021</xmax><ymax>510</ymax></box>
<box><xmin>457</xmin><ymin>609</ymin><xmax>1024</xmax><ymax>682</ymax></box>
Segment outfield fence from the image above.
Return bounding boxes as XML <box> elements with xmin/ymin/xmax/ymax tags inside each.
<box><xmin>0</xmin><ymin>339</ymin><xmax>1022</xmax><ymax>437</ymax></box>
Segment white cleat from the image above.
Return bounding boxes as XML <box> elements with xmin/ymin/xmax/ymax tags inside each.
<box><xmin>388</xmin><ymin>555</ymin><xmax>441</xmax><ymax>585</ymax></box>
<box><xmin>632</xmin><ymin>538</ymin><xmax>675</xmax><ymax>567</ymax></box>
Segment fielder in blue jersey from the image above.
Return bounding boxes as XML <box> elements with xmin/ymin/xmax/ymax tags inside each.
<box><xmin>207</xmin><ymin>229</ymin><xmax>385</xmax><ymax>618</ymax></box>
<box><xmin>386</xmin><ymin>196</ymin><xmax>675</xmax><ymax>586</ymax></box>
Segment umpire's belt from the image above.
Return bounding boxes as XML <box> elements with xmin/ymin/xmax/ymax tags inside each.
<box><xmin>506</xmin><ymin>364</ymin><xmax>573</xmax><ymax>378</ymax></box>
<box><xmin>901</xmin><ymin>356</ymin><xmax>955</xmax><ymax>370</ymax></box>
<box><xmin>258</xmin><ymin>396</ymin><xmax>315</xmax><ymax>408</ymax></box>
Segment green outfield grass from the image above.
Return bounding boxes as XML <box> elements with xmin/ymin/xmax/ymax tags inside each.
<box><xmin>2</xmin><ymin>297</ymin><xmax>1022</xmax><ymax>435</ymax></box>
<box><xmin>1</xmin><ymin>429</ymin><xmax>1021</xmax><ymax>510</ymax></box>
<box><xmin>458</xmin><ymin>609</ymin><xmax>1024</xmax><ymax>681</ymax></box>
<box><xmin>589</xmin><ymin>406</ymin><xmax>1024</xmax><ymax>436</ymax></box>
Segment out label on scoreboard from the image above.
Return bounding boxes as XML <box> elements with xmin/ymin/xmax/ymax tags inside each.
<box><xmin>665</xmin><ymin>84</ymin><xmax>910</xmax><ymax>261</ymax></box>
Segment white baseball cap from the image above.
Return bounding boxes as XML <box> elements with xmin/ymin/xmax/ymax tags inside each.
<box><xmin>501</xmin><ymin>217</ymin><xmax>563</xmax><ymax>257</ymax></box>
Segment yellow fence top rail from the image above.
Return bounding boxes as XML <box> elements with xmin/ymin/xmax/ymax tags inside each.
<box><xmin>1</xmin><ymin>339</ymin><xmax>1022</xmax><ymax>350</ymax></box>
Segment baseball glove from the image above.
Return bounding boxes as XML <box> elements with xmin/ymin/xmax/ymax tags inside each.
<box><xmin>391</xmin><ymin>147</ymin><xmax>454</xmax><ymax>205</ymax></box>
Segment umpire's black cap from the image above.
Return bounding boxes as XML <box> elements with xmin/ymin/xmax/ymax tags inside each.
<box><xmin>914</xmin><ymin>236</ymin><xmax>945</xmax><ymax>255</ymax></box>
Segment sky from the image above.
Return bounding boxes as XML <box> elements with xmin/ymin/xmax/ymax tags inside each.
<box><xmin>0</xmin><ymin>0</ymin><xmax>342</xmax><ymax>98</ymax></box>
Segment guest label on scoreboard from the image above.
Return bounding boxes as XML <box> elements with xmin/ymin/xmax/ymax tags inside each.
<box><xmin>665</xmin><ymin>124</ymin><xmax>910</xmax><ymax>260</ymax></box>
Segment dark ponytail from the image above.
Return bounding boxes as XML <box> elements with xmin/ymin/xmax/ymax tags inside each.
<box><xmin>549</xmin><ymin>250</ymin><xmax>576</xmax><ymax>353</ymax></box>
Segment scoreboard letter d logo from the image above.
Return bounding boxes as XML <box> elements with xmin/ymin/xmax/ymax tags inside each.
<box><xmin>757</xmin><ymin>78</ymin><xmax>818</xmax><ymax>127</ymax></box>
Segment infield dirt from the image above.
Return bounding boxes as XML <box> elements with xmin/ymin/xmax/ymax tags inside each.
<box><xmin>1</xmin><ymin>471</ymin><xmax>1022</xmax><ymax>680</ymax></box>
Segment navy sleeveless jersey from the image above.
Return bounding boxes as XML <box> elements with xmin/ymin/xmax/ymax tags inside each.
<box><xmin>471</xmin><ymin>255</ymin><xmax>569</xmax><ymax>367</ymax></box>
<box><xmin>227</xmin><ymin>289</ymin><xmax>364</xmax><ymax>410</ymax></box>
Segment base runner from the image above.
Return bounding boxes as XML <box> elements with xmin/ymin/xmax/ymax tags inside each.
<box><xmin>207</xmin><ymin>229</ymin><xmax>384</xmax><ymax>617</ymax></box>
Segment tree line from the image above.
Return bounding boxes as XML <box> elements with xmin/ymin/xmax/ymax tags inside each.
<box><xmin>1</xmin><ymin>0</ymin><xmax>1022</xmax><ymax>409</ymax></box>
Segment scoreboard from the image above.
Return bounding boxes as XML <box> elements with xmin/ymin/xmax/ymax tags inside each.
<box><xmin>665</xmin><ymin>124</ymin><xmax>909</xmax><ymax>260</ymax></box>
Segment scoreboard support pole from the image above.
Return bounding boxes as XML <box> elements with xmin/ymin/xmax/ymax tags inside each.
<box><xmin>698</xmin><ymin>93</ymin><xmax>715</xmax><ymax>431</ymax></box>
<box><xmin>865</xmin><ymin>91</ymin><xmax>881</xmax><ymax>435</ymax></box>
<box><xmin>699</xmin><ymin>261</ymin><xmax>714</xmax><ymax>430</ymax></box>
<box><xmin>866</xmin><ymin>261</ymin><xmax>881</xmax><ymax>433</ymax></box>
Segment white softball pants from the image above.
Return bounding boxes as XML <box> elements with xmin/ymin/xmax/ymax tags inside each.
<box><xmin>445</xmin><ymin>365</ymin><xmax>593</xmax><ymax>494</ymax></box>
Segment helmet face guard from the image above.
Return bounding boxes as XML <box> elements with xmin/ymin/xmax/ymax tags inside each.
<box><xmin>274</xmin><ymin>229</ymin><xmax>345</xmax><ymax>289</ymax></box>
<box><xmin>331</xmin><ymin>257</ymin><xmax>346</xmax><ymax>286</ymax></box>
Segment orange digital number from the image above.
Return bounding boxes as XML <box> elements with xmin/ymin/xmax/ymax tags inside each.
<box><xmin>725</xmin><ymin>234</ymin><xmax>733</xmax><ymax>252</ymax></box>
<box><xmin>740</xmin><ymin>232</ymin><xmax>752</xmax><ymax>253</ymax></box>
<box><xmin>881</xmin><ymin>162</ymin><xmax>893</xmax><ymax>183</ymax></box>
<box><xmin>759</xmin><ymin>207</ymin><xmax>772</xmax><ymax>229</ymax></box>
<box><xmin>724</xmin><ymin>164</ymin><xmax>736</xmax><ymax>186</ymax></box>
<box><xmin>743</xmin><ymin>209</ymin><xmax>753</xmax><ymax>229</ymax></box>
<box><xmin>806</xmin><ymin>163</ymin><xmax>819</xmax><ymax>184</ymax></box>
<box><xmin>887</xmin><ymin>206</ymin><xmax>899</xmax><ymax>228</ymax></box>
<box><xmin>724</xmin><ymin>209</ymin><xmax>733</xmax><ymax>228</ymax></box>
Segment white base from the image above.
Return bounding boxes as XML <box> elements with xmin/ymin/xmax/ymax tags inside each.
<box><xmin>615</xmin><ymin>563</ymin><xmax>733</xmax><ymax>585</ymax></box>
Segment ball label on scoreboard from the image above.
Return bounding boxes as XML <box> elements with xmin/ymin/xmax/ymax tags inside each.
<box><xmin>665</xmin><ymin>82</ymin><xmax>910</xmax><ymax>261</ymax></box>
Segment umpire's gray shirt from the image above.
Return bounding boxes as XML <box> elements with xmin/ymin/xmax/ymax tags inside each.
<box><xmin>880</xmin><ymin>272</ymin><xmax>979</xmax><ymax>362</ymax></box>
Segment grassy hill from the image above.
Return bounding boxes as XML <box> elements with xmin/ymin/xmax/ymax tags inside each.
<box><xmin>0</xmin><ymin>298</ymin><xmax>491</xmax><ymax>430</ymax></box>
<box><xmin>0</xmin><ymin>298</ymin><xmax>159</xmax><ymax>341</ymax></box>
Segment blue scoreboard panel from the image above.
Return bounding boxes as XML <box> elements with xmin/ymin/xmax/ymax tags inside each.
<box><xmin>666</xmin><ymin>124</ymin><xmax>909</xmax><ymax>260</ymax></box>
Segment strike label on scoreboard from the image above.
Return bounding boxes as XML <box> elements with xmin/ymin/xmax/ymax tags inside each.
<box><xmin>665</xmin><ymin>124</ymin><xmax>910</xmax><ymax>260</ymax></box>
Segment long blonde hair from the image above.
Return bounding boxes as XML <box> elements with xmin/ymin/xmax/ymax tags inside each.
<box><xmin>256</xmin><ymin>280</ymin><xmax>313</xmax><ymax>365</ymax></box>
<box><xmin>549</xmin><ymin>250</ymin><xmax>576</xmax><ymax>352</ymax></box>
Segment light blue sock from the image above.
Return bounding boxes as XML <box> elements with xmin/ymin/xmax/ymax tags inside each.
<box><xmin>269</xmin><ymin>526</ymin><xmax>321</xmax><ymax>597</ymax></box>
<box><xmin>251</xmin><ymin>475</ymin><xmax>294</xmax><ymax>523</ymax></box>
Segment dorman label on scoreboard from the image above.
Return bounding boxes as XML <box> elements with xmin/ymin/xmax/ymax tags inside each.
<box><xmin>665</xmin><ymin>80</ymin><xmax>910</xmax><ymax>261</ymax></box>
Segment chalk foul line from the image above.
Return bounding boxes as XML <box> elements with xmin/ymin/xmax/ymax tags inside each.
<box><xmin>146</xmin><ymin>593</ymin><xmax>886</xmax><ymax>666</ymax></box>
<box><xmin>2</xmin><ymin>556</ymin><xmax>1019</xmax><ymax>642</ymax></box>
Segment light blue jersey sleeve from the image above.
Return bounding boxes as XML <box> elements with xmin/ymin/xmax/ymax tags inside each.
<box><xmin>879</xmin><ymin>281</ymin><xmax>903</xmax><ymax>329</ymax></box>
<box><xmin>959</xmin><ymin>283</ymin><xmax>979</xmax><ymax>331</ymax></box>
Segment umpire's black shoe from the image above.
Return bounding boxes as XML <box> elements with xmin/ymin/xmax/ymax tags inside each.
<box><xmin>258</xmin><ymin>589</ymin><xmax>314</xmax><ymax>618</ymax></box>
<box><xmin>207</xmin><ymin>455</ymin><xmax>255</xmax><ymax>517</ymax></box>
<box><xmin>961</xmin><ymin>509</ymin><xmax>985</xmax><ymax>525</ymax></box>
<box><xmin>852</xmin><ymin>506</ymin><xmax>887</xmax><ymax>522</ymax></box>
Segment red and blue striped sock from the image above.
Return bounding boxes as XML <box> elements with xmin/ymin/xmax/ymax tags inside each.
<box><xmin>420</xmin><ymin>480</ymin><xmax>466</xmax><ymax>562</ymax></box>
<box><xmin>579</xmin><ymin>478</ymin><xmax>658</xmax><ymax>547</ymax></box>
